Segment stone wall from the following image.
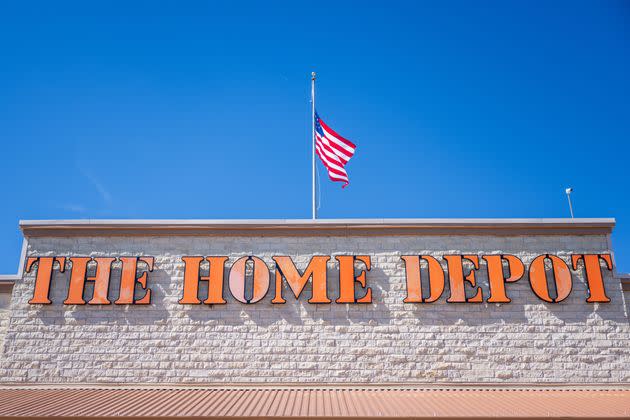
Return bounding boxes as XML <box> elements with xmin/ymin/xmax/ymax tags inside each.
<box><xmin>0</xmin><ymin>286</ymin><xmax>12</xmax><ymax>359</ymax></box>
<box><xmin>1</xmin><ymin>233</ymin><xmax>628</xmax><ymax>384</ymax></box>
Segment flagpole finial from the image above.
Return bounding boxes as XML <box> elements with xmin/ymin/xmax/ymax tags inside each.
<box><xmin>311</xmin><ymin>72</ymin><xmax>316</xmax><ymax>80</ymax></box>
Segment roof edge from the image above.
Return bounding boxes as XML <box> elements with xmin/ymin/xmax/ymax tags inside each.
<box><xmin>18</xmin><ymin>218</ymin><xmax>616</xmax><ymax>237</ymax></box>
<box><xmin>0</xmin><ymin>382</ymin><xmax>628</xmax><ymax>391</ymax></box>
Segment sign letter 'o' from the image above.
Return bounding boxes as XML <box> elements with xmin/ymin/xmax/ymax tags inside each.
<box><xmin>529</xmin><ymin>254</ymin><xmax>572</xmax><ymax>303</ymax></box>
<box><xmin>228</xmin><ymin>256</ymin><xmax>270</xmax><ymax>303</ymax></box>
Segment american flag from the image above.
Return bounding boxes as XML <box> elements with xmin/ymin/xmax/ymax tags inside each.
<box><xmin>314</xmin><ymin>111</ymin><xmax>356</xmax><ymax>188</ymax></box>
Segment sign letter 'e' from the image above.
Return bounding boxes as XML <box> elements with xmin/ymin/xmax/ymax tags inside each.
<box><xmin>335</xmin><ymin>256</ymin><xmax>372</xmax><ymax>303</ymax></box>
<box><xmin>401</xmin><ymin>255</ymin><xmax>444</xmax><ymax>303</ymax></box>
<box><xmin>528</xmin><ymin>254</ymin><xmax>572</xmax><ymax>303</ymax></box>
<box><xmin>272</xmin><ymin>256</ymin><xmax>331</xmax><ymax>303</ymax></box>
<box><xmin>26</xmin><ymin>257</ymin><xmax>66</xmax><ymax>304</ymax></box>
<box><xmin>571</xmin><ymin>254</ymin><xmax>612</xmax><ymax>302</ymax></box>
<box><xmin>445</xmin><ymin>255</ymin><xmax>483</xmax><ymax>303</ymax></box>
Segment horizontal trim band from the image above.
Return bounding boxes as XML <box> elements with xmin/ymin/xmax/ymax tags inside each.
<box><xmin>19</xmin><ymin>218</ymin><xmax>615</xmax><ymax>237</ymax></box>
<box><xmin>0</xmin><ymin>382</ymin><xmax>627</xmax><ymax>390</ymax></box>
<box><xmin>0</xmin><ymin>385</ymin><xmax>627</xmax><ymax>418</ymax></box>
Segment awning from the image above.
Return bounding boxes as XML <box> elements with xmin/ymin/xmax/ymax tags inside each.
<box><xmin>0</xmin><ymin>386</ymin><xmax>628</xmax><ymax>419</ymax></box>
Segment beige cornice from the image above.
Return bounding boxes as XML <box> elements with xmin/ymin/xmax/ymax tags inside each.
<box><xmin>19</xmin><ymin>218</ymin><xmax>615</xmax><ymax>237</ymax></box>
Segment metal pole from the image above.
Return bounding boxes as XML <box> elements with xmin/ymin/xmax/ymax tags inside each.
<box><xmin>311</xmin><ymin>72</ymin><xmax>316</xmax><ymax>220</ymax></box>
<box><xmin>565</xmin><ymin>188</ymin><xmax>574</xmax><ymax>218</ymax></box>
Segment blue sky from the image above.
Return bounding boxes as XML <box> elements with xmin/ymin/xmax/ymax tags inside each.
<box><xmin>0</xmin><ymin>1</ymin><xmax>629</xmax><ymax>273</ymax></box>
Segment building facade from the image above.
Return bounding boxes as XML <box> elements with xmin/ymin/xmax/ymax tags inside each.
<box><xmin>0</xmin><ymin>218</ymin><xmax>628</xmax><ymax>418</ymax></box>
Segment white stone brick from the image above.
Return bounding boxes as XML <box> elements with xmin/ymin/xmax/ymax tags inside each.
<box><xmin>0</xmin><ymin>234</ymin><xmax>627</xmax><ymax>384</ymax></box>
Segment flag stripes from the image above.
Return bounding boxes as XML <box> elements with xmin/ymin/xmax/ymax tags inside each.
<box><xmin>314</xmin><ymin>112</ymin><xmax>356</xmax><ymax>188</ymax></box>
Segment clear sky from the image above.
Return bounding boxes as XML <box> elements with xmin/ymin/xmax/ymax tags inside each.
<box><xmin>1</xmin><ymin>1</ymin><xmax>629</xmax><ymax>273</ymax></box>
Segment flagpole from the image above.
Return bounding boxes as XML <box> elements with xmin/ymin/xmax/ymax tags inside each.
<box><xmin>311</xmin><ymin>72</ymin><xmax>316</xmax><ymax>220</ymax></box>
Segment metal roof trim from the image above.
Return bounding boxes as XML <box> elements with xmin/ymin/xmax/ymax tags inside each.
<box><xmin>18</xmin><ymin>217</ymin><xmax>616</xmax><ymax>237</ymax></box>
<box><xmin>0</xmin><ymin>386</ymin><xmax>627</xmax><ymax>419</ymax></box>
<box><xmin>0</xmin><ymin>383</ymin><xmax>628</xmax><ymax>391</ymax></box>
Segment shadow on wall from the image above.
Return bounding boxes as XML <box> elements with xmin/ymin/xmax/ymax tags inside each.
<box><xmin>182</xmin><ymin>265</ymin><xmax>392</xmax><ymax>328</ymax></box>
<box><xmin>30</xmin><ymin>257</ymin><xmax>628</xmax><ymax>329</ymax></box>
<box><xmin>33</xmin><ymin>267</ymin><xmax>171</xmax><ymax>326</ymax></box>
<box><xmin>401</xmin><ymin>258</ymin><xmax>627</xmax><ymax>327</ymax></box>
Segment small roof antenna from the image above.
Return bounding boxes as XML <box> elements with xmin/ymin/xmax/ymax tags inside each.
<box><xmin>565</xmin><ymin>187</ymin><xmax>574</xmax><ymax>218</ymax></box>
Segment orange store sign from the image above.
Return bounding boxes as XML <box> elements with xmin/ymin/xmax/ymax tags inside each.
<box><xmin>24</xmin><ymin>253</ymin><xmax>613</xmax><ymax>306</ymax></box>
